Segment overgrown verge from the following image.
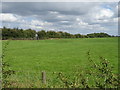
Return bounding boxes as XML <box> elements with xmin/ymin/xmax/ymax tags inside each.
<box><xmin>2</xmin><ymin>48</ymin><xmax>119</xmax><ymax>88</ymax></box>
<box><xmin>51</xmin><ymin>51</ymin><xmax>119</xmax><ymax>88</ymax></box>
<box><xmin>2</xmin><ymin>41</ymin><xmax>15</xmax><ymax>88</ymax></box>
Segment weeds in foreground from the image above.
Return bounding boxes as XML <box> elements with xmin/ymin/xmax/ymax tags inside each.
<box><xmin>2</xmin><ymin>49</ymin><xmax>119</xmax><ymax>88</ymax></box>
<box><xmin>2</xmin><ymin>41</ymin><xmax>15</xmax><ymax>88</ymax></box>
<box><xmin>54</xmin><ymin>50</ymin><xmax>119</xmax><ymax>88</ymax></box>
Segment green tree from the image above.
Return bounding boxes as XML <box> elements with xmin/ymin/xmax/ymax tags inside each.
<box><xmin>37</xmin><ymin>30</ymin><xmax>46</xmax><ymax>39</ymax></box>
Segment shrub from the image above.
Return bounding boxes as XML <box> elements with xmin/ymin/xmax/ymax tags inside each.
<box><xmin>2</xmin><ymin>41</ymin><xmax>15</xmax><ymax>88</ymax></box>
<box><xmin>55</xmin><ymin>51</ymin><xmax>119</xmax><ymax>88</ymax></box>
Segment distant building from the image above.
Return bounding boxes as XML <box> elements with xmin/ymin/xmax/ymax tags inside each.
<box><xmin>35</xmin><ymin>34</ymin><xmax>39</xmax><ymax>40</ymax></box>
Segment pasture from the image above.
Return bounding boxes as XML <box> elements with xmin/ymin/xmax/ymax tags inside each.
<box><xmin>2</xmin><ymin>38</ymin><xmax>118</xmax><ymax>87</ymax></box>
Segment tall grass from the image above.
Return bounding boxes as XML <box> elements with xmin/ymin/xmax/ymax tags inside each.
<box><xmin>53</xmin><ymin>51</ymin><xmax>119</xmax><ymax>88</ymax></box>
<box><xmin>2</xmin><ymin>40</ymin><xmax>15</xmax><ymax>88</ymax></box>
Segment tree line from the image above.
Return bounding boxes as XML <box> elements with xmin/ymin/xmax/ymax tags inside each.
<box><xmin>1</xmin><ymin>27</ymin><xmax>113</xmax><ymax>40</ymax></box>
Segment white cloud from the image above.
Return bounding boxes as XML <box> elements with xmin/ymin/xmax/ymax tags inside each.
<box><xmin>27</xmin><ymin>25</ymin><xmax>43</xmax><ymax>29</ymax></box>
<box><xmin>60</xmin><ymin>21</ymin><xmax>69</xmax><ymax>23</ymax></box>
<box><xmin>31</xmin><ymin>20</ymin><xmax>53</xmax><ymax>26</ymax></box>
<box><xmin>79</xmin><ymin>22</ymin><xmax>107</xmax><ymax>30</ymax></box>
<box><xmin>1</xmin><ymin>2</ymin><xmax>118</xmax><ymax>35</ymax></box>
<box><xmin>57</xmin><ymin>15</ymin><xmax>65</xmax><ymax>19</ymax></box>
<box><xmin>113</xmin><ymin>17</ymin><xmax>118</xmax><ymax>22</ymax></box>
<box><xmin>31</xmin><ymin>20</ymin><xmax>44</xmax><ymax>26</ymax></box>
<box><xmin>76</xmin><ymin>18</ymin><xmax>80</xmax><ymax>21</ymax></box>
<box><xmin>78</xmin><ymin>20</ymin><xmax>88</xmax><ymax>26</ymax></box>
<box><xmin>0</xmin><ymin>13</ymin><xmax>18</xmax><ymax>22</ymax></box>
<box><xmin>95</xmin><ymin>9</ymin><xmax>114</xmax><ymax>19</ymax></box>
<box><xmin>49</xmin><ymin>11</ymin><xmax>59</xmax><ymax>14</ymax></box>
<box><xmin>75</xmin><ymin>17</ymin><xmax>107</xmax><ymax>31</ymax></box>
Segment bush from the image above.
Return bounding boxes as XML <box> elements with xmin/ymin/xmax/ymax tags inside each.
<box><xmin>2</xmin><ymin>41</ymin><xmax>15</xmax><ymax>88</ymax></box>
<box><xmin>54</xmin><ymin>51</ymin><xmax>119</xmax><ymax>88</ymax></box>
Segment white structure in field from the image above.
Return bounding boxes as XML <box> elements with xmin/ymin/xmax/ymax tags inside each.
<box><xmin>35</xmin><ymin>34</ymin><xmax>39</xmax><ymax>40</ymax></box>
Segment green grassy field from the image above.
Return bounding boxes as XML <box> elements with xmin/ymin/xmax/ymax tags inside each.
<box><xmin>2</xmin><ymin>38</ymin><xmax>118</xmax><ymax>87</ymax></box>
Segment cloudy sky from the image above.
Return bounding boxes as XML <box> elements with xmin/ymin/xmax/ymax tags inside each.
<box><xmin>0</xmin><ymin>2</ymin><xmax>118</xmax><ymax>35</ymax></box>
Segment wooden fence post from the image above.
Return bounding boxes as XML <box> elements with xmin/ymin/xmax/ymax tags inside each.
<box><xmin>42</xmin><ymin>71</ymin><xmax>46</xmax><ymax>84</ymax></box>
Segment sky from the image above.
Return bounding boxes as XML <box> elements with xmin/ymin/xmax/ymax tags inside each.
<box><xmin>0</xmin><ymin>2</ymin><xmax>119</xmax><ymax>35</ymax></box>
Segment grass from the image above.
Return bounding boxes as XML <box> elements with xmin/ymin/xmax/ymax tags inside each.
<box><xmin>2</xmin><ymin>37</ymin><xmax>118</xmax><ymax>87</ymax></box>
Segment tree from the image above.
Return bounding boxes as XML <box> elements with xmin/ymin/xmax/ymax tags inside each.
<box><xmin>47</xmin><ymin>31</ymin><xmax>58</xmax><ymax>38</ymax></box>
<box><xmin>87</xmin><ymin>33</ymin><xmax>111</xmax><ymax>38</ymax></box>
<box><xmin>37</xmin><ymin>30</ymin><xmax>46</xmax><ymax>39</ymax></box>
<box><xmin>74</xmin><ymin>34</ymin><xmax>82</xmax><ymax>38</ymax></box>
<box><xmin>1</xmin><ymin>27</ymin><xmax>112</xmax><ymax>40</ymax></box>
<box><xmin>24</xmin><ymin>29</ymin><xmax>36</xmax><ymax>39</ymax></box>
<box><xmin>2</xmin><ymin>27</ymin><xmax>36</xmax><ymax>40</ymax></box>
